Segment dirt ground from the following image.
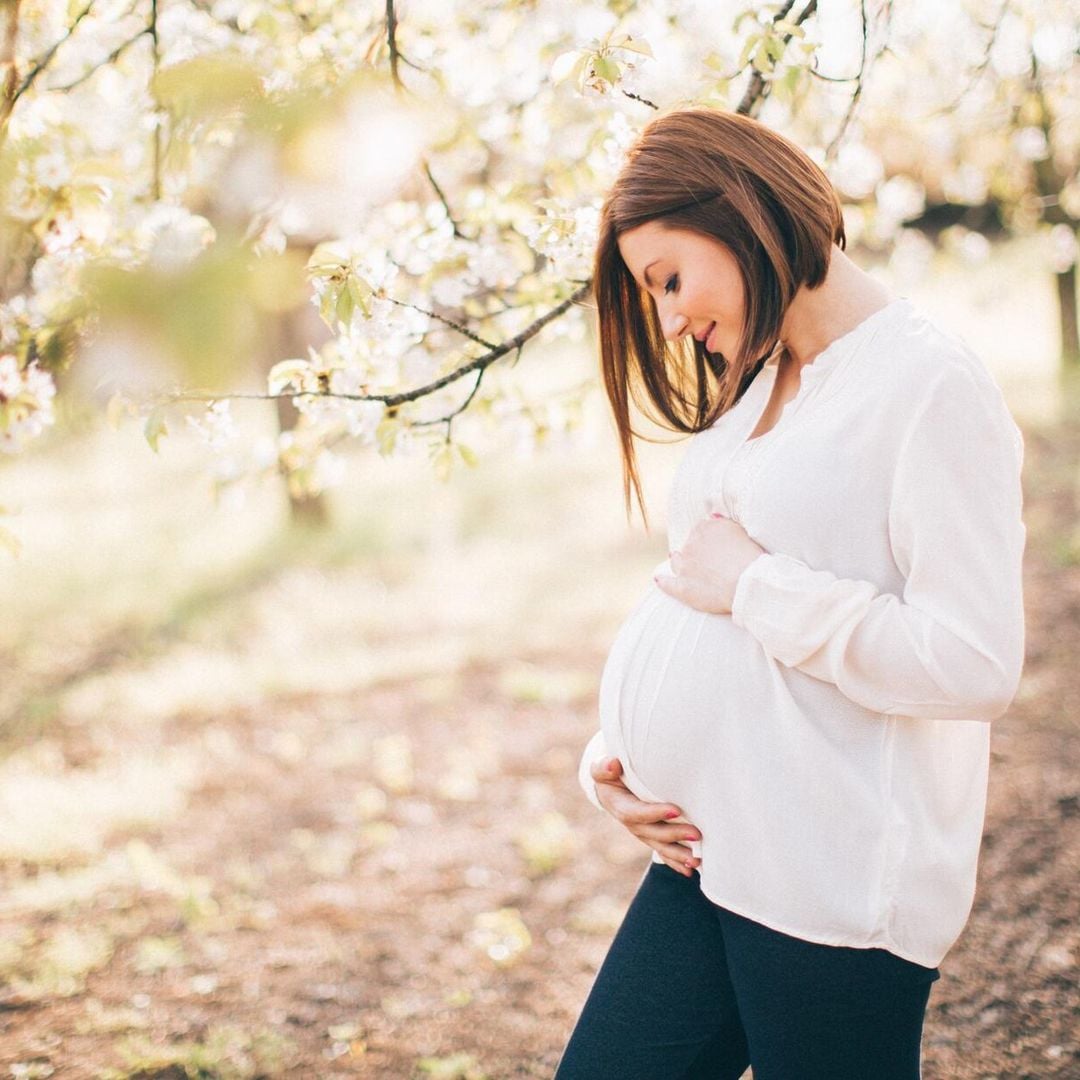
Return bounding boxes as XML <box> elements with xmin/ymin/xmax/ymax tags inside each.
<box><xmin>0</xmin><ymin>412</ymin><xmax>1078</xmax><ymax>1079</ymax></box>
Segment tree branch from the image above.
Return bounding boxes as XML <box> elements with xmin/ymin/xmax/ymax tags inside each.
<box><xmin>386</xmin><ymin>0</ymin><xmax>403</xmax><ymax>92</ymax></box>
<box><xmin>10</xmin><ymin>1</ymin><xmax>96</xmax><ymax>104</ymax></box>
<box><xmin>930</xmin><ymin>0</ymin><xmax>1009</xmax><ymax>117</ymax></box>
<box><xmin>422</xmin><ymin>158</ymin><xmax>467</xmax><ymax>239</ymax></box>
<box><xmin>150</xmin><ymin>0</ymin><xmax>161</xmax><ymax>200</ymax></box>
<box><xmin>736</xmin><ymin>0</ymin><xmax>816</xmax><ymax>117</ymax></box>
<box><xmin>0</xmin><ymin>0</ymin><xmax>23</xmax><ymax>140</ymax></box>
<box><xmin>824</xmin><ymin>0</ymin><xmax>867</xmax><ymax>161</ymax></box>
<box><xmin>163</xmin><ymin>284</ymin><xmax>592</xmax><ymax>410</ymax></box>
<box><xmin>413</xmin><ymin>365</ymin><xmax>486</xmax><ymax>433</ymax></box>
<box><xmin>383</xmin><ymin>295</ymin><xmax>498</xmax><ymax>350</ymax></box>
<box><xmin>621</xmin><ymin>89</ymin><xmax>658</xmax><ymax>110</ymax></box>
<box><xmin>47</xmin><ymin>22</ymin><xmax>152</xmax><ymax>93</ymax></box>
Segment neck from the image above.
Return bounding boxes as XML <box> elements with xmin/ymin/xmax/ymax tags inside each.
<box><xmin>778</xmin><ymin>247</ymin><xmax>895</xmax><ymax>369</ymax></box>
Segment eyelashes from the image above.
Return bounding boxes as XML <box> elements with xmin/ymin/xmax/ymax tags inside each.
<box><xmin>663</xmin><ymin>274</ymin><xmax>678</xmax><ymax>295</ymax></box>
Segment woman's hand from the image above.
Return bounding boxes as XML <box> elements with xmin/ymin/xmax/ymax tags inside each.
<box><xmin>589</xmin><ymin>757</ymin><xmax>702</xmax><ymax>877</ymax></box>
<box><xmin>654</xmin><ymin>512</ymin><xmax>765</xmax><ymax>615</ymax></box>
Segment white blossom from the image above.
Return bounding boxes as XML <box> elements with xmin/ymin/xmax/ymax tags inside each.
<box><xmin>1013</xmin><ymin>127</ymin><xmax>1049</xmax><ymax>162</ymax></box>
<box><xmin>185</xmin><ymin>400</ymin><xmax>237</xmax><ymax>450</ymax></box>
<box><xmin>135</xmin><ymin>204</ymin><xmax>217</xmax><ymax>271</ymax></box>
<box><xmin>0</xmin><ymin>357</ymin><xmax>57</xmax><ymax>454</ymax></box>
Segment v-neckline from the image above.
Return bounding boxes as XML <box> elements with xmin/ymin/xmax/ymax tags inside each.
<box><xmin>735</xmin><ymin>297</ymin><xmax>908</xmax><ymax>451</ymax></box>
<box><xmin>744</xmin><ymin>350</ymin><xmax>798</xmax><ymax>443</ymax></box>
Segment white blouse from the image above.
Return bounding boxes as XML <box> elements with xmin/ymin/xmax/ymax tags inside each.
<box><xmin>577</xmin><ymin>297</ymin><xmax>1026</xmax><ymax>969</ymax></box>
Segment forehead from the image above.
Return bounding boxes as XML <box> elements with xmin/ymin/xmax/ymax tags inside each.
<box><xmin>617</xmin><ymin>222</ymin><xmax>715</xmax><ymax>284</ymax></box>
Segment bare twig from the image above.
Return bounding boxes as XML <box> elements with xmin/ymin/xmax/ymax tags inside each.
<box><xmin>824</xmin><ymin>0</ymin><xmax>867</xmax><ymax>161</ymax></box>
<box><xmin>808</xmin><ymin>67</ymin><xmax>860</xmax><ymax>84</ymax></box>
<box><xmin>929</xmin><ymin>0</ymin><xmax>1009</xmax><ymax>117</ymax></box>
<box><xmin>413</xmin><ymin>366</ymin><xmax>486</xmax><ymax>432</ymax></box>
<box><xmin>0</xmin><ymin>0</ymin><xmax>23</xmax><ymax>139</ymax></box>
<box><xmin>621</xmin><ymin>89</ymin><xmax>658</xmax><ymax>110</ymax></box>
<box><xmin>150</xmin><ymin>0</ymin><xmax>161</xmax><ymax>200</ymax></box>
<box><xmin>162</xmin><ymin>284</ymin><xmax>592</xmax><ymax>410</ymax></box>
<box><xmin>422</xmin><ymin>158</ymin><xmax>467</xmax><ymax>239</ymax></box>
<box><xmin>736</xmin><ymin>0</ymin><xmax>815</xmax><ymax>117</ymax></box>
<box><xmin>383</xmin><ymin>295</ymin><xmax>498</xmax><ymax>350</ymax></box>
<box><xmin>10</xmin><ymin>1</ymin><xmax>96</xmax><ymax>104</ymax></box>
<box><xmin>47</xmin><ymin>23</ymin><xmax>152</xmax><ymax>93</ymax></box>
<box><xmin>386</xmin><ymin>0</ymin><xmax>402</xmax><ymax>91</ymax></box>
<box><xmin>384</xmin><ymin>0</ymin><xmax>465</xmax><ymax>236</ymax></box>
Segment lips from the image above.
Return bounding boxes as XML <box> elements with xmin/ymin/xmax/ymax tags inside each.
<box><xmin>700</xmin><ymin>321</ymin><xmax>717</xmax><ymax>352</ymax></box>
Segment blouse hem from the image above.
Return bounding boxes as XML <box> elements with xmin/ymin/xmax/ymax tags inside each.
<box><xmin>692</xmin><ymin>872</ymin><xmax>945</xmax><ymax>971</ymax></box>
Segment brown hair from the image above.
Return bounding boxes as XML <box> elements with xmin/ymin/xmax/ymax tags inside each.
<box><xmin>594</xmin><ymin>108</ymin><xmax>846</xmax><ymax>522</ymax></box>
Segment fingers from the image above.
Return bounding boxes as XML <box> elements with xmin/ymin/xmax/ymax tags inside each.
<box><xmin>656</xmin><ymin>846</ymin><xmax>702</xmax><ymax>877</ymax></box>
<box><xmin>589</xmin><ymin>758</ymin><xmax>684</xmax><ymax>823</ymax></box>
<box><xmin>586</xmin><ymin>756</ymin><xmax>703</xmax><ymax>876</ymax></box>
<box><xmin>595</xmin><ymin>781</ymin><xmax>682</xmax><ymax>826</ymax></box>
<box><xmin>589</xmin><ymin>756</ymin><xmax>623</xmax><ymax>783</ymax></box>
<box><xmin>631</xmin><ymin>819</ymin><xmax>702</xmax><ymax>848</ymax></box>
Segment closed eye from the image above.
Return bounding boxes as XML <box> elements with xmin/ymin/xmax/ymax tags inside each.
<box><xmin>663</xmin><ymin>274</ymin><xmax>678</xmax><ymax>295</ymax></box>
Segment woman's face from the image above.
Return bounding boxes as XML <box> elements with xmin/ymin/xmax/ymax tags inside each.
<box><xmin>617</xmin><ymin>221</ymin><xmax>746</xmax><ymax>359</ymax></box>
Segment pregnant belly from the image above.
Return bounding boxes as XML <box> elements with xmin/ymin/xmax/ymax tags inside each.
<box><xmin>598</xmin><ymin>582</ymin><xmax>780</xmax><ymax>809</ymax></box>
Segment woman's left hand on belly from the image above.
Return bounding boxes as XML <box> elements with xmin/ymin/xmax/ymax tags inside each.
<box><xmin>654</xmin><ymin>512</ymin><xmax>765</xmax><ymax>615</ymax></box>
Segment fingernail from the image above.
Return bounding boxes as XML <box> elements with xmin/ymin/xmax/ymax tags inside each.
<box><xmin>683</xmin><ymin>833</ymin><xmax>700</xmax><ymax>842</ymax></box>
<box><xmin>665</xmin><ymin>810</ymin><xmax>680</xmax><ymax>820</ymax></box>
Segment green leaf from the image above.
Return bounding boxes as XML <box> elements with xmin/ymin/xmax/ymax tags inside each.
<box><xmin>144</xmin><ymin>408</ymin><xmax>168</xmax><ymax>453</ymax></box>
<box><xmin>551</xmin><ymin>50</ymin><xmax>584</xmax><ymax>84</ymax></box>
<box><xmin>347</xmin><ymin>274</ymin><xmax>373</xmax><ymax>319</ymax></box>
<box><xmin>610</xmin><ymin>34</ymin><xmax>654</xmax><ymax>58</ymax></box>
<box><xmin>591</xmin><ymin>55</ymin><xmax>621</xmax><ymax>86</ymax></box>
<box><xmin>734</xmin><ymin>8</ymin><xmax>760</xmax><ymax>32</ymax></box>
<box><xmin>105</xmin><ymin>392</ymin><xmax>130</xmax><ymax>431</ymax></box>
<box><xmin>431</xmin><ymin>441</ymin><xmax>454</xmax><ymax>482</ymax></box>
<box><xmin>267</xmin><ymin>359</ymin><xmax>312</xmax><ymax>395</ymax></box>
<box><xmin>765</xmin><ymin>34</ymin><xmax>786</xmax><ymax>63</ymax></box>
<box><xmin>777</xmin><ymin>64</ymin><xmax>804</xmax><ymax>100</ymax></box>
<box><xmin>375</xmin><ymin>412</ymin><xmax>400</xmax><ymax>456</ymax></box>
<box><xmin>0</xmin><ymin>523</ymin><xmax>21</xmax><ymax>559</ymax></box>
<box><xmin>751</xmin><ymin>40</ymin><xmax>773</xmax><ymax>73</ymax></box>
<box><xmin>417</xmin><ymin>1052</ymin><xmax>486</xmax><ymax>1080</ymax></box>
<box><xmin>334</xmin><ymin>287</ymin><xmax>355</xmax><ymax>328</ymax></box>
<box><xmin>738</xmin><ymin>32</ymin><xmax>762</xmax><ymax>69</ymax></box>
<box><xmin>457</xmin><ymin>442</ymin><xmax>478</xmax><ymax>468</ymax></box>
<box><xmin>306</xmin><ymin>241</ymin><xmax>351</xmax><ymax>275</ymax></box>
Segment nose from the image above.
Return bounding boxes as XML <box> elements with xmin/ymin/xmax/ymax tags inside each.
<box><xmin>659</xmin><ymin>304</ymin><xmax>689</xmax><ymax>342</ymax></box>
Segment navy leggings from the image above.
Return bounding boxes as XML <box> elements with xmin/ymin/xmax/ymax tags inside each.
<box><xmin>555</xmin><ymin>862</ymin><xmax>940</xmax><ymax>1080</ymax></box>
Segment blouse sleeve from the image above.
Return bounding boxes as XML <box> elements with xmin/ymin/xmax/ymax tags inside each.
<box><xmin>730</xmin><ymin>362</ymin><xmax>1026</xmax><ymax>722</ymax></box>
<box><xmin>577</xmin><ymin>729</ymin><xmax>609</xmax><ymax>811</ymax></box>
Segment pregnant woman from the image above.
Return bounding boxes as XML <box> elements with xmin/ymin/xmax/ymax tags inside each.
<box><xmin>554</xmin><ymin>109</ymin><xmax>1026</xmax><ymax>1079</ymax></box>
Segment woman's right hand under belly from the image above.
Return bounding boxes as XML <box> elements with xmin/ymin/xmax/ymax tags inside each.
<box><xmin>587</xmin><ymin>755</ymin><xmax>703</xmax><ymax>877</ymax></box>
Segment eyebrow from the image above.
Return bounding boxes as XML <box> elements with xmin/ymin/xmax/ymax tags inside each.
<box><xmin>642</xmin><ymin>259</ymin><xmax>660</xmax><ymax>289</ymax></box>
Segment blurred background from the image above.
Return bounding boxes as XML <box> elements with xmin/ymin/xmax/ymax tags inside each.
<box><xmin>1</xmin><ymin>1</ymin><xmax>1078</xmax><ymax>1077</ymax></box>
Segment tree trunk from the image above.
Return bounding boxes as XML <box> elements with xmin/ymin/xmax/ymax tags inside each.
<box><xmin>1057</xmin><ymin>261</ymin><xmax>1079</xmax><ymax>368</ymax></box>
<box><xmin>272</xmin><ymin>302</ymin><xmax>332</xmax><ymax>528</ymax></box>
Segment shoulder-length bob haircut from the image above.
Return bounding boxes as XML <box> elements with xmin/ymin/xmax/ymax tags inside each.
<box><xmin>594</xmin><ymin>108</ymin><xmax>846</xmax><ymax>522</ymax></box>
